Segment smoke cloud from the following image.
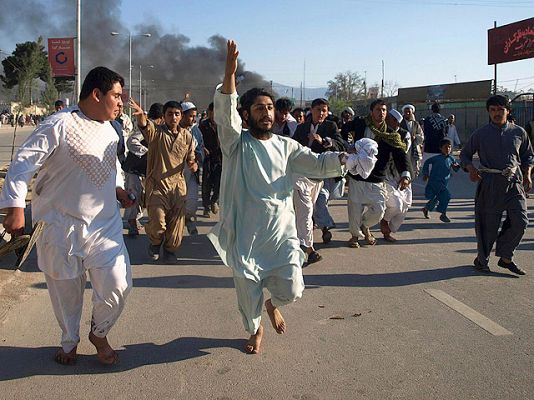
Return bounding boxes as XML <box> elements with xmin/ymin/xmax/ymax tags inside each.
<box><xmin>0</xmin><ymin>0</ymin><xmax>271</xmax><ymax>109</ymax></box>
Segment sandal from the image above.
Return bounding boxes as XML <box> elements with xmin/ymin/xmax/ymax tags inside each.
<box><xmin>54</xmin><ymin>347</ymin><xmax>78</xmax><ymax>365</ymax></box>
<box><xmin>365</xmin><ymin>234</ymin><xmax>377</xmax><ymax>246</ymax></box>
<box><xmin>307</xmin><ymin>251</ymin><xmax>322</xmax><ymax>264</ymax></box>
<box><xmin>348</xmin><ymin>236</ymin><xmax>360</xmax><ymax>248</ymax></box>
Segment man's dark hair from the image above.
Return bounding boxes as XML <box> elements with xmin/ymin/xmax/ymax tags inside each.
<box><xmin>54</xmin><ymin>100</ymin><xmax>64</xmax><ymax>108</ymax></box>
<box><xmin>486</xmin><ymin>95</ymin><xmax>511</xmax><ymax>111</ymax></box>
<box><xmin>369</xmin><ymin>99</ymin><xmax>386</xmax><ymax>111</ymax></box>
<box><xmin>431</xmin><ymin>102</ymin><xmax>440</xmax><ymax>113</ymax></box>
<box><xmin>275</xmin><ymin>97</ymin><xmax>294</xmax><ymax>112</ymax></box>
<box><xmin>239</xmin><ymin>88</ymin><xmax>274</xmax><ymax>114</ymax></box>
<box><xmin>292</xmin><ymin>107</ymin><xmax>304</xmax><ymax>114</ymax></box>
<box><xmin>208</xmin><ymin>102</ymin><xmax>214</xmax><ymax>111</ymax></box>
<box><xmin>163</xmin><ymin>100</ymin><xmax>182</xmax><ymax>114</ymax></box>
<box><xmin>79</xmin><ymin>66</ymin><xmax>124</xmax><ymax>101</ymax></box>
<box><xmin>148</xmin><ymin>103</ymin><xmax>163</xmax><ymax>120</ymax></box>
<box><xmin>311</xmin><ymin>98</ymin><xmax>329</xmax><ymax>109</ymax></box>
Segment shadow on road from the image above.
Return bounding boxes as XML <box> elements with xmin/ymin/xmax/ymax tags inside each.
<box><xmin>123</xmin><ymin>232</ymin><xmax>223</xmax><ymax>266</ymax></box>
<box><xmin>0</xmin><ymin>336</ymin><xmax>246</xmax><ymax>381</ymax></box>
<box><xmin>32</xmin><ymin>265</ymin><xmax>516</xmax><ymax>291</ymax></box>
<box><xmin>302</xmin><ymin>266</ymin><xmax>517</xmax><ymax>288</ymax></box>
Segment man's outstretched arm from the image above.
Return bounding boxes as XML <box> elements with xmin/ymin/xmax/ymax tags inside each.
<box><xmin>221</xmin><ymin>40</ymin><xmax>238</xmax><ymax>95</ymax></box>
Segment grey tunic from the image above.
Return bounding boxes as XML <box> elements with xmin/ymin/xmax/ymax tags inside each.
<box><xmin>460</xmin><ymin>122</ymin><xmax>534</xmax><ymax>266</ymax></box>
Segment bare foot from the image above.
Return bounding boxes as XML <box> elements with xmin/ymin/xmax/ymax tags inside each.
<box><xmin>383</xmin><ymin>233</ymin><xmax>397</xmax><ymax>242</ymax></box>
<box><xmin>265</xmin><ymin>298</ymin><xmax>286</xmax><ymax>334</ymax></box>
<box><xmin>54</xmin><ymin>346</ymin><xmax>77</xmax><ymax>365</ymax></box>
<box><xmin>245</xmin><ymin>325</ymin><xmax>263</xmax><ymax>354</ymax></box>
<box><xmin>88</xmin><ymin>331</ymin><xmax>119</xmax><ymax>365</ymax></box>
<box><xmin>380</xmin><ymin>219</ymin><xmax>391</xmax><ymax>235</ymax></box>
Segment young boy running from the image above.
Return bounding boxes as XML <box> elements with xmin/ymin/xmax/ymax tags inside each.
<box><xmin>421</xmin><ymin>137</ymin><xmax>460</xmax><ymax>223</ymax></box>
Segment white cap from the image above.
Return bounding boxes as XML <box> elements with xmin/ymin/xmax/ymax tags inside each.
<box><xmin>402</xmin><ymin>104</ymin><xmax>415</xmax><ymax>113</ymax></box>
<box><xmin>181</xmin><ymin>101</ymin><xmax>197</xmax><ymax>112</ymax></box>
<box><xmin>343</xmin><ymin>106</ymin><xmax>355</xmax><ymax>115</ymax></box>
<box><xmin>388</xmin><ymin>109</ymin><xmax>403</xmax><ymax>123</ymax></box>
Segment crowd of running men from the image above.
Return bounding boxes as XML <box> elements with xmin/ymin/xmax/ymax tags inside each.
<box><xmin>0</xmin><ymin>40</ymin><xmax>532</xmax><ymax>359</ymax></box>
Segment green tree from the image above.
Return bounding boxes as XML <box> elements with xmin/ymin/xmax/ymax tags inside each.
<box><xmin>42</xmin><ymin>64</ymin><xmax>59</xmax><ymax>110</ymax></box>
<box><xmin>327</xmin><ymin>98</ymin><xmax>353</xmax><ymax>117</ymax></box>
<box><xmin>54</xmin><ymin>76</ymin><xmax>75</xmax><ymax>95</ymax></box>
<box><xmin>0</xmin><ymin>37</ymin><xmax>49</xmax><ymax>105</ymax></box>
<box><xmin>325</xmin><ymin>71</ymin><xmax>365</xmax><ymax>101</ymax></box>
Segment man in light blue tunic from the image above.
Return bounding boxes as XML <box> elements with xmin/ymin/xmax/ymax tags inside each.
<box><xmin>208</xmin><ymin>40</ymin><xmax>347</xmax><ymax>354</ymax></box>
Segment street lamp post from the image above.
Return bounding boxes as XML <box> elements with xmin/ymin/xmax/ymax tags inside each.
<box><xmin>139</xmin><ymin>65</ymin><xmax>154</xmax><ymax>110</ymax></box>
<box><xmin>110</xmin><ymin>31</ymin><xmax>151</xmax><ymax>116</ymax></box>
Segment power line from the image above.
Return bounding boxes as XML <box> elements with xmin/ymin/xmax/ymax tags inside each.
<box><xmin>346</xmin><ymin>0</ymin><xmax>532</xmax><ymax>7</ymax></box>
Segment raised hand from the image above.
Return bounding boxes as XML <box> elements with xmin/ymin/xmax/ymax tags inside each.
<box><xmin>128</xmin><ymin>98</ymin><xmax>148</xmax><ymax>127</ymax></box>
<box><xmin>128</xmin><ymin>98</ymin><xmax>144</xmax><ymax>116</ymax></box>
<box><xmin>226</xmin><ymin>40</ymin><xmax>239</xmax><ymax>78</ymax></box>
<box><xmin>222</xmin><ymin>40</ymin><xmax>239</xmax><ymax>94</ymax></box>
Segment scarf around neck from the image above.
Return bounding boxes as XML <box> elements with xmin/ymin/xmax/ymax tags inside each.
<box><xmin>365</xmin><ymin>114</ymin><xmax>407</xmax><ymax>152</ymax></box>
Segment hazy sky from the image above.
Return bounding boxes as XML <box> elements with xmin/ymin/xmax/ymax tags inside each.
<box><xmin>1</xmin><ymin>0</ymin><xmax>533</xmax><ymax>92</ymax></box>
<box><xmin>120</xmin><ymin>0</ymin><xmax>534</xmax><ymax>91</ymax></box>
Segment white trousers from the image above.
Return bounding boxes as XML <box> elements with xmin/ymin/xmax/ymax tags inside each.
<box><xmin>293</xmin><ymin>176</ymin><xmax>323</xmax><ymax>248</ymax></box>
<box><xmin>184</xmin><ymin>167</ymin><xmax>200</xmax><ymax>218</ymax></box>
<box><xmin>45</xmin><ymin>257</ymin><xmax>132</xmax><ymax>353</ymax></box>
<box><xmin>347</xmin><ymin>179</ymin><xmax>387</xmax><ymax>239</ymax></box>
<box><xmin>383</xmin><ymin>181</ymin><xmax>413</xmax><ymax>233</ymax></box>
<box><xmin>233</xmin><ymin>265</ymin><xmax>305</xmax><ymax>335</ymax></box>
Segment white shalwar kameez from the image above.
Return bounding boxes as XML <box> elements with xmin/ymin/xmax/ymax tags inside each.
<box><xmin>383</xmin><ymin>132</ymin><xmax>413</xmax><ymax>233</ymax></box>
<box><xmin>0</xmin><ymin>107</ymin><xmax>132</xmax><ymax>352</ymax></box>
<box><xmin>208</xmin><ymin>89</ymin><xmax>343</xmax><ymax>335</ymax></box>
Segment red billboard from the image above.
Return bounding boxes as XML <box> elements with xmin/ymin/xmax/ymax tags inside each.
<box><xmin>48</xmin><ymin>38</ymin><xmax>75</xmax><ymax>77</ymax></box>
<box><xmin>488</xmin><ymin>18</ymin><xmax>534</xmax><ymax>65</ymax></box>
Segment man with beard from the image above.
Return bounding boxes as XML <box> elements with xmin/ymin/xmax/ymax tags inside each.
<box><xmin>461</xmin><ymin>95</ymin><xmax>533</xmax><ymax>275</ymax></box>
<box><xmin>208</xmin><ymin>40</ymin><xmax>347</xmax><ymax>354</ymax></box>
<box><xmin>380</xmin><ymin>109</ymin><xmax>413</xmax><ymax>242</ymax></box>
<box><xmin>400</xmin><ymin>104</ymin><xmax>424</xmax><ymax>177</ymax></box>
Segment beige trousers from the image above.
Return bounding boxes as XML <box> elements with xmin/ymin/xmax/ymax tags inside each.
<box><xmin>146</xmin><ymin>188</ymin><xmax>186</xmax><ymax>253</ymax></box>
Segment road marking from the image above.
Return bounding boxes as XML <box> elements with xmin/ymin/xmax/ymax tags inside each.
<box><xmin>424</xmin><ymin>289</ymin><xmax>513</xmax><ymax>336</ymax></box>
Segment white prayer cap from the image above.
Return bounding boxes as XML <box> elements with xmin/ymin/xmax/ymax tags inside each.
<box><xmin>181</xmin><ymin>101</ymin><xmax>197</xmax><ymax>112</ymax></box>
<box><xmin>343</xmin><ymin>106</ymin><xmax>355</xmax><ymax>115</ymax></box>
<box><xmin>402</xmin><ymin>104</ymin><xmax>415</xmax><ymax>113</ymax></box>
<box><xmin>388</xmin><ymin>109</ymin><xmax>403</xmax><ymax>123</ymax></box>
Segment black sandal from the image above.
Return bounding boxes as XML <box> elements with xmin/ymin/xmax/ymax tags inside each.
<box><xmin>307</xmin><ymin>251</ymin><xmax>322</xmax><ymax>264</ymax></box>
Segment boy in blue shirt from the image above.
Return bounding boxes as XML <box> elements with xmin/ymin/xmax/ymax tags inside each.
<box><xmin>421</xmin><ymin>137</ymin><xmax>460</xmax><ymax>222</ymax></box>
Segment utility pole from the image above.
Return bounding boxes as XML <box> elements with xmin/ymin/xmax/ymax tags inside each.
<box><xmin>364</xmin><ymin>70</ymin><xmax>367</xmax><ymax>99</ymax></box>
<box><xmin>493</xmin><ymin>21</ymin><xmax>497</xmax><ymax>95</ymax></box>
<box><xmin>303</xmin><ymin>60</ymin><xmax>306</xmax><ymax>106</ymax></box>
<box><xmin>381</xmin><ymin>60</ymin><xmax>384</xmax><ymax>98</ymax></box>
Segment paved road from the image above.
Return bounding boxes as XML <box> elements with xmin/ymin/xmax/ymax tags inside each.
<box><xmin>0</xmin><ymin>148</ymin><xmax>533</xmax><ymax>399</ymax></box>
<box><xmin>0</xmin><ymin>125</ymin><xmax>34</xmax><ymax>166</ymax></box>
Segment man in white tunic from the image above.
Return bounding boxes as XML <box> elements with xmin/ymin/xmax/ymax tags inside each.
<box><xmin>0</xmin><ymin>67</ymin><xmax>133</xmax><ymax>365</ymax></box>
<box><xmin>208</xmin><ymin>41</ymin><xmax>347</xmax><ymax>354</ymax></box>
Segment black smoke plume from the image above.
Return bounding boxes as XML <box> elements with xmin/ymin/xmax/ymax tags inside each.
<box><xmin>0</xmin><ymin>0</ymin><xmax>271</xmax><ymax>109</ymax></box>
